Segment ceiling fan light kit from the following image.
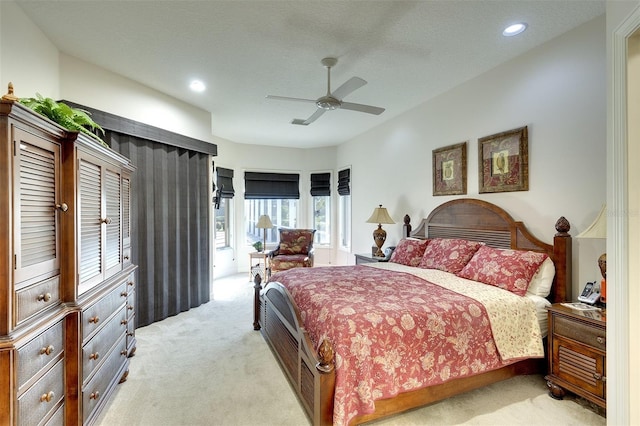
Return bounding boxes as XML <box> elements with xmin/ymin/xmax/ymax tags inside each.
<box><xmin>266</xmin><ymin>57</ymin><xmax>385</xmax><ymax>125</ymax></box>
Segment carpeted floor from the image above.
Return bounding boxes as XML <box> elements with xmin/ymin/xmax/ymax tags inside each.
<box><xmin>95</xmin><ymin>274</ymin><xmax>606</xmax><ymax>426</ymax></box>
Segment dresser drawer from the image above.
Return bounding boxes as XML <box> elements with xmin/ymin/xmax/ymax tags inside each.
<box><xmin>82</xmin><ymin>283</ymin><xmax>127</xmax><ymax>343</ymax></box>
<box><xmin>82</xmin><ymin>306</ymin><xmax>127</xmax><ymax>384</ymax></box>
<box><xmin>15</xmin><ymin>276</ymin><xmax>61</xmax><ymax>326</ymax></box>
<box><xmin>82</xmin><ymin>335</ymin><xmax>128</xmax><ymax>424</ymax></box>
<box><xmin>16</xmin><ymin>319</ymin><xmax>64</xmax><ymax>392</ymax></box>
<box><xmin>43</xmin><ymin>403</ymin><xmax>64</xmax><ymax>426</ymax></box>
<box><xmin>17</xmin><ymin>359</ymin><xmax>64</xmax><ymax>426</ymax></box>
<box><xmin>553</xmin><ymin>315</ymin><xmax>606</xmax><ymax>351</ymax></box>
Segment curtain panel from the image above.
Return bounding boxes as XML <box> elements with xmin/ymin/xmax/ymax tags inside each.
<box><xmin>107</xmin><ymin>131</ymin><xmax>210</xmax><ymax>327</ymax></box>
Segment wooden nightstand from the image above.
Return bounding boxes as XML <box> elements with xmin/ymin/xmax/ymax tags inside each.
<box><xmin>249</xmin><ymin>251</ymin><xmax>269</xmax><ymax>280</ymax></box>
<box><xmin>545</xmin><ymin>303</ymin><xmax>606</xmax><ymax>410</ymax></box>
<box><xmin>354</xmin><ymin>253</ymin><xmax>389</xmax><ymax>264</ymax></box>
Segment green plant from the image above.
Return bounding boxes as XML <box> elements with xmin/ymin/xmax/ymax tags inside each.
<box><xmin>19</xmin><ymin>93</ymin><xmax>107</xmax><ymax>147</ymax></box>
<box><xmin>252</xmin><ymin>241</ymin><xmax>263</xmax><ymax>252</ymax></box>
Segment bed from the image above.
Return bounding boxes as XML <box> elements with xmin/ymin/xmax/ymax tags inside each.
<box><xmin>253</xmin><ymin>198</ymin><xmax>572</xmax><ymax>425</ymax></box>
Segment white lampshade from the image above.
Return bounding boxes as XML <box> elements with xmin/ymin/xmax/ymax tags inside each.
<box><xmin>366</xmin><ymin>205</ymin><xmax>395</xmax><ymax>225</ymax></box>
<box><xmin>576</xmin><ymin>205</ymin><xmax>606</xmax><ymax>239</ymax></box>
<box><xmin>256</xmin><ymin>215</ymin><xmax>273</xmax><ymax>229</ymax></box>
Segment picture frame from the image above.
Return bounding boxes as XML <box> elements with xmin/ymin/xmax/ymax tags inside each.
<box><xmin>478</xmin><ymin>126</ymin><xmax>529</xmax><ymax>193</ymax></box>
<box><xmin>432</xmin><ymin>142</ymin><xmax>467</xmax><ymax>196</ymax></box>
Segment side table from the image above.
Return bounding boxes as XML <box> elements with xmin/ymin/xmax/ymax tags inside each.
<box><xmin>355</xmin><ymin>253</ymin><xmax>389</xmax><ymax>265</ymax></box>
<box><xmin>249</xmin><ymin>251</ymin><xmax>269</xmax><ymax>281</ymax></box>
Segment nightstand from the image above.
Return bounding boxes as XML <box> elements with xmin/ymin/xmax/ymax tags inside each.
<box><xmin>354</xmin><ymin>253</ymin><xmax>388</xmax><ymax>264</ymax></box>
<box><xmin>545</xmin><ymin>304</ymin><xmax>606</xmax><ymax>410</ymax></box>
<box><xmin>249</xmin><ymin>251</ymin><xmax>269</xmax><ymax>280</ymax></box>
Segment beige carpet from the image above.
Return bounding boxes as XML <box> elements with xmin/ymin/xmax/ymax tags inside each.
<box><xmin>95</xmin><ymin>274</ymin><xmax>606</xmax><ymax>426</ymax></box>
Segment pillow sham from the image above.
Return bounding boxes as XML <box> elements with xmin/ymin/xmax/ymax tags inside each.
<box><xmin>458</xmin><ymin>246</ymin><xmax>548</xmax><ymax>296</ymax></box>
<box><xmin>527</xmin><ymin>257</ymin><xmax>556</xmax><ymax>298</ymax></box>
<box><xmin>389</xmin><ymin>238</ymin><xmax>429</xmax><ymax>267</ymax></box>
<box><xmin>418</xmin><ymin>238</ymin><xmax>484</xmax><ymax>274</ymax></box>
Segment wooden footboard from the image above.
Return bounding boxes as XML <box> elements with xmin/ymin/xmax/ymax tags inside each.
<box><xmin>255</xmin><ymin>276</ymin><xmax>335</xmax><ymax>425</ymax></box>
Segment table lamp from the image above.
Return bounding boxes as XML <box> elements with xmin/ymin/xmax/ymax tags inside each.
<box><xmin>576</xmin><ymin>204</ymin><xmax>607</xmax><ymax>304</ymax></box>
<box><xmin>256</xmin><ymin>215</ymin><xmax>273</xmax><ymax>252</ymax></box>
<box><xmin>366</xmin><ymin>205</ymin><xmax>395</xmax><ymax>257</ymax></box>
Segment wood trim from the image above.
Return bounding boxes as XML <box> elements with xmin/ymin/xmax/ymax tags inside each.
<box><xmin>60</xmin><ymin>101</ymin><xmax>217</xmax><ymax>156</ymax></box>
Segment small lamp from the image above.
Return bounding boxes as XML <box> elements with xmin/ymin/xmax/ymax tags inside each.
<box><xmin>256</xmin><ymin>215</ymin><xmax>273</xmax><ymax>252</ymax></box>
<box><xmin>366</xmin><ymin>205</ymin><xmax>395</xmax><ymax>257</ymax></box>
<box><xmin>576</xmin><ymin>204</ymin><xmax>607</xmax><ymax>304</ymax></box>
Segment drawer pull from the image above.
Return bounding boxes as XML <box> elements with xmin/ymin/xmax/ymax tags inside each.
<box><xmin>89</xmin><ymin>352</ymin><xmax>100</xmax><ymax>360</ymax></box>
<box><xmin>127</xmin><ymin>332</ymin><xmax>134</xmax><ymax>337</ymax></box>
<box><xmin>124</xmin><ymin>255</ymin><xmax>130</xmax><ymax>260</ymax></box>
<box><xmin>121</xmin><ymin>319</ymin><xmax>128</xmax><ymax>325</ymax></box>
<box><xmin>37</xmin><ymin>293</ymin><xmax>52</xmax><ymax>302</ymax></box>
<box><xmin>121</xmin><ymin>291</ymin><xmax>128</xmax><ymax>297</ymax></box>
<box><xmin>88</xmin><ymin>316</ymin><xmax>100</xmax><ymax>324</ymax></box>
<box><xmin>128</xmin><ymin>305</ymin><xmax>134</xmax><ymax>311</ymax></box>
<box><xmin>127</xmin><ymin>281</ymin><xmax>134</xmax><ymax>286</ymax></box>
<box><xmin>40</xmin><ymin>391</ymin><xmax>55</xmax><ymax>403</ymax></box>
<box><xmin>596</xmin><ymin>336</ymin><xmax>605</xmax><ymax>345</ymax></box>
<box><xmin>90</xmin><ymin>391</ymin><xmax>100</xmax><ymax>400</ymax></box>
<box><xmin>40</xmin><ymin>345</ymin><xmax>55</xmax><ymax>356</ymax></box>
<box><xmin>121</xmin><ymin>350</ymin><xmax>128</xmax><ymax>356</ymax></box>
<box><xmin>55</xmin><ymin>203</ymin><xmax>68</xmax><ymax>212</ymax></box>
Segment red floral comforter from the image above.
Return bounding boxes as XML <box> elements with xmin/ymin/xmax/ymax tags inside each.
<box><xmin>269</xmin><ymin>264</ymin><xmax>541</xmax><ymax>425</ymax></box>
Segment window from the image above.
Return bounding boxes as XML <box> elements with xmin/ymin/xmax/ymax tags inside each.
<box><xmin>215</xmin><ymin>167</ymin><xmax>235</xmax><ymax>249</ymax></box>
<box><xmin>310</xmin><ymin>172</ymin><xmax>331</xmax><ymax>245</ymax></box>
<box><xmin>244</xmin><ymin>172</ymin><xmax>300</xmax><ymax>248</ymax></box>
<box><xmin>338</xmin><ymin>168</ymin><xmax>351</xmax><ymax>249</ymax></box>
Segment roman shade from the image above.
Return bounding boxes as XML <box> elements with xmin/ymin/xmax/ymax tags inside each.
<box><xmin>310</xmin><ymin>172</ymin><xmax>331</xmax><ymax>196</ymax></box>
<box><xmin>216</xmin><ymin>167</ymin><xmax>235</xmax><ymax>198</ymax></box>
<box><xmin>338</xmin><ymin>168</ymin><xmax>351</xmax><ymax>196</ymax></box>
<box><xmin>245</xmin><ymin>172</ymin><xmax>300</xmax><ymax>199</ymax></box>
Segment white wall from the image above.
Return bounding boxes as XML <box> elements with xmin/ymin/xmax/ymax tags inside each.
<box><xmin>340</xmin><ymin>16</ymin><xmax>606</xmax><ymax>301</ymax></box>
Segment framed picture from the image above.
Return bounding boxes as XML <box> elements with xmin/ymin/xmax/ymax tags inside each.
<box><xmin>478</xmin><ymin>126</ymin><xmax>528</xmax><ymax>193</ymax></box>
<box><xmin>432</xmin><ymin>142</ymin><xmax>467</xmax><ymax>196</ymax></box>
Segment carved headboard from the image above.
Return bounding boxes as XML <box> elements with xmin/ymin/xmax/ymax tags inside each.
<box><xmin>407</xmin><ymin>198</ymin><xmax>572</xmax><ymax>303</ymax></box>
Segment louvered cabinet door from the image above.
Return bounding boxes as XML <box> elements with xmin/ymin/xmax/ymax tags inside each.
<box><xmin>12</xmin><ymin>128</ymin><xmax>62</xmax><ymax>286</ymax></box>
<box><xmin>78</xmin><ymin>157</ymin><xmax>103</xmax><ymax>294</ymax></box>
<box><xmin>104</xmin><ymin>167</ymin><xmax>122</xmax><ymax>279</ymax></box>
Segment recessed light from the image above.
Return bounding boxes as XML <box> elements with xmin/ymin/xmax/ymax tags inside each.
<box><xmin>189</xmin><ymin>80</ymin><xmax>206</xmax><ymax>92</ymax></box>
<box><xmin>503</xmin><ymin>23</ymin><xmax>528</xmax><ymax>37</ymax></box>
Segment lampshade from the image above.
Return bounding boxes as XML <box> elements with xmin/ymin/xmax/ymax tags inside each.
<box><xmin>366</xmin><ymin>205</ymin><xmax>395</xmax><ymax>225</ymax></box>
<box><xmin>576</xmin><ymin>205</ymin><xmax>606</xmax><ymax>239</ymax></box>
<box><xmin>256</xmin><ymin>215</ymin><xmax>273</xmax><ymax>229</ymax></box>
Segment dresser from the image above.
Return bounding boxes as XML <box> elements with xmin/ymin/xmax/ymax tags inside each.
<box><xmin>0</xmin><ymin>98</ymin><xmax>137</xmax><ymax>425</ymax></box>
<box><xmin>545</xmin><ymin>304</ymin><xmax>606</xmax><ymax>410</ymax></box>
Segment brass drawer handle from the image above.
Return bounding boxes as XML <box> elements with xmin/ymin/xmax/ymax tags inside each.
<box><xmin>127</xmin><ymin>281</ymin><xmax>134</xmax><ymax>286</ymax></box>
<box><xmin>123</xmin><ymin>255</ymin><xmax>130</xmax><ymax>260</ymax></box>
<box><xmin>593</xmin><ymin>373</ymin><xmax>607</xmax><ymax>382</ymax></box>
<box><xmin>89</xmin><ymin>352</ymin><xmax>100</xmax><ymax>360</ymax></box>
<box><xmin>127</xmin><ymin>332</ymin><xmax>134</xmax><ymax>337</ymax></box>
<box><xmin>40</xmin><ymin>345</ymin><xmax>55</xmax><ymax>356</ymax></box>
<box><xmin>128</xmin><ymin>305</ymin><xmax>134</xmax><ymax>311</ymax></box>
<box><xmin>40</xmin><ymin>391</ymin><xmax>55</xmax><ymax>403</ymax></box>
<box><xmin>121</xmin><ymin>350</ymin><xmax>128</xmax><ymax>356</ymax></box>
<box><xmin>88</xmin><ymin>316</ymin><xmax>100</xmax><ymax>324</ymax></box>
<box><xmin>120</xmin><ymin>291</ymin><xmax>128</xmax><ymax>297</ymax></box>
<box><xmin>89</xmin><ymin>391</ymin><xmax>100</xmax><ymax>400</ymax></box>
<box><xmin>596</xmin><ymin>336</ymin><xmax>605</xmax><ymax>345</ymax></box>
<box><xmin>37</xmin><ymin>293</ymin><xmax>52</xmax><ymax>302</ymax></box>
<box><xmin>121</xmin><ymin>319</ymin><xmax>128</xmax><ymax>325</ymax></box>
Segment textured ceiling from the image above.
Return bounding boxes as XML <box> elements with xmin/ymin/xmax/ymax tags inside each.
<box><xmin>16</xmin><ymin>1</ymin><xmax>605</xmax><ymax>148</ymax></box>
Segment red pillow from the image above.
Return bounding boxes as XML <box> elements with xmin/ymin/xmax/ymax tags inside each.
<box><xmin>457</xmin><ymin>246</ymin><xmax>549</xmax><ymax>296</ymax></box>
<box><xmin>418</xmin><ymin>238</ymin><xmax>484</xmax><ymax>274</ymax></box>
<box><xmin>389</xmin><ymin>238</ymin><xmax>429</xmax><ymax>267</ymax></box>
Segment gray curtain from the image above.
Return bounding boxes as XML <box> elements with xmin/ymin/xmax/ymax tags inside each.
<box><xmin>107</xmin><ymin>131</ymin><xmax>210</xmax><ymax>327</ymax></box>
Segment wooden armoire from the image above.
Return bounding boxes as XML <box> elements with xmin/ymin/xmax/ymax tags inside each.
<box><xmin>0</xmin><ymin>95</ymin><xmax>137</xmax><ymax>424</ymax></box>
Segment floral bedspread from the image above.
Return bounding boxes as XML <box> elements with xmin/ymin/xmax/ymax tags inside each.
<box><xmin>269</xmin><ymin>263</ymin><xmax>543</xmax><ymax>426</ymax></box>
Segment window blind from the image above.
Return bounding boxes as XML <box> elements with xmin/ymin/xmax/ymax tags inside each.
<box><xmin>216</xmin><ymin>167</ymin><xmax>235</xmax><ymax>198</ymax></box>
<box><xmin>338</xmin><ymin>168</ymin><xmax>350</xmax><ymax>196</ymax></box>
<box><xmin>244</xmin><ymin>172</ymin><xmax>300</xmax><ymax>199</ymax></box>
<box><xmin>310</xmin><ymin>172</ymin><xmax>331</xmax><ymax>196</ymax></box>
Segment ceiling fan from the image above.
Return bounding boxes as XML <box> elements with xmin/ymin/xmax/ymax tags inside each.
<box><xmin>266</xmin><ymin>57</ymin><xmax>385</xmax><ymax>126</ymax></box>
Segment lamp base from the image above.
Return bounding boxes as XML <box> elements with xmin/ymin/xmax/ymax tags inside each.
<box><xmin>372</xmin><ymin>224</ymin><xmax>386</xmax><ymax>257</ymax></box>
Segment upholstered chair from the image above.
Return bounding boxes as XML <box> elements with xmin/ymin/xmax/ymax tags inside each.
<box><xmin>268</xmin><ymin>228</ymin><xmax>316</xmax><ymax>276</ymax></box>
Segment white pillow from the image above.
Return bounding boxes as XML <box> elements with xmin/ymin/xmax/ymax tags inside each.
<box><xmin>526</xmin><ymin>257</ymin><xmax>555</xmax><ymax>298</ymax></box>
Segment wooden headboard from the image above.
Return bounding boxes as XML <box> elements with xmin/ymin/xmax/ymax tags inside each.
<box><xmin>406</xmin><ymin>198</ymin><xmax>572</xmax><ymax>303</ymax></box>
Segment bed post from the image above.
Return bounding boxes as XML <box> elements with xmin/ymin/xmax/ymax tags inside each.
<box><xmin>253</xmin><ymin>273</ymin><xmax>262</xmax><ymax>330</ymax></box>
<box><xmin>403</xmin><ymin>214</ymin><xmax>411</xmax><ymax>238</ymax></box>
<box><xmin>553</xmin><ymin>216</ymin><xmax>572</xmax><ymax>303</ymax></box>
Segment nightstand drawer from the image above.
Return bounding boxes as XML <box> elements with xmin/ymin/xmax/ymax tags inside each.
<box><xmin>553</xmin><ymin>315</ymin><xmax>605</xmax><ymax>351</ymax></box>
<box><xmin>552</xmin><ymin>336</ymin><xmax>605</xmax><ymax>398</ymax></box>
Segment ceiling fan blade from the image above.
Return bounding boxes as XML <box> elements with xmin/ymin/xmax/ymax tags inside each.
<box><xmin>332</xmin><ymin>77</ymin><xmax>367</xmax><ymax>100</ymax></box>
<box><xmin>340</xmin><ymin>102</ymin><xmax>385</xmax><ymax>115</ymax></box>
<box><xmin>291</xmin><ymin>108</ymin><xmax>327</xmax><ymax>126</ymax></box>
<box><xmin>266</xmin><ymin>95</ymin><xmax>316</xmax><ymax>104</ymax></box>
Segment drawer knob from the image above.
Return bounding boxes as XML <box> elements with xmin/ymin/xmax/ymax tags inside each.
<box><xmin>127</xmin><ymin>281</ymin><xmax>134</xmax><ymax>286</ymax></box>
<box><xmin>124</xmin><ymin>255</ymin><xmax>130</xmax><ymax>260</ymax></box>
<box><xmin>90</xmin><ymin>391</ymin><xmax>100</xmax><ymax>400</ymax></box>
<box><xmin>89</xmin><ymin>352</ymin><xmax>100</xmax><ymax>360</ymax></box>
<box><xmin>37</xmin><ymin>293</ymin><xmax>52</xmax><ymax>302</ymax></box>
<box><xmin>40</xmin><ymin>345</ymin><xmax>55</xmax><ymax>356</ymax></box>
<box><xmin>121</xmin><ymin>350</ymin><xmax>128</xmax><ymax>356</ymax></box>
<box><xmin>128</xmin><ymin>305</ymin><xmax>134</xmax><ymax>311</ymax></box>
<box><xmin>121</xmin><ymin>291</ymin><xmax>128</xmax><ymax>297</ymax></box>
<box><xmin>596</xmin><ymin>336</ymin><xmax>605</xmax><ymax>344</ymax></box>
<box><xmin>40</xmin><ymin>391</ymin><xmax>55</xmax><ymax>403</ymax></box>
<box><xmin>88</xmin><ymin>316</ymin><xmax>100</xmax><ymax>324</ymax></box>
<box><xmin>121</xmin><ymin>319</ymin><xmax>128</xmax><ymax>325</ymax></box>
<box><xmin>127</xmin><ymin>332</ymin><xmax>134</xmax><ymax>337</ymax></box>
